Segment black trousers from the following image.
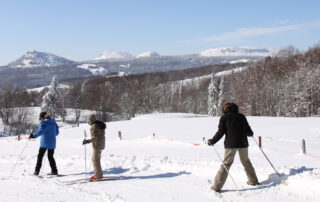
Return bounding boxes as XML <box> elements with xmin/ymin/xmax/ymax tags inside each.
<box><xmin>35</xmin><ymin>147</ymin><xmax>58</xmax><ymax>173</ymax></box>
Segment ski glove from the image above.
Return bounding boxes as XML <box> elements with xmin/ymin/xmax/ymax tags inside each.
<box><xmin>29</xmin><ymin>133</ymin><xmax>34</xmax><ymax>139</ymax></box>
<box><xmin>207</xmin><ymin>139</ymin><xmax>214</xmax><ymax>146</ymax></box>
<box><xmin>82</xmin><ymin>139</ymin><xmax>91</xmax><ymax>145</ymax></box>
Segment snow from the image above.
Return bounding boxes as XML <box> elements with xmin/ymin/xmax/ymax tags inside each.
<box><xmin>136</xmin><ymin>51</ymin><xmax>160</xmax><ymax>58</ymax></box>
<box><xmin>215</xmin><ymin>66</ymin><xmax>247</xmax><ymax>77</ymax></box>
<box><xmin>200</xmin><ymin>47</ymin><xmax>277</xmax><ymax>57</ymax></box>
<box><xmin>77</xmin><ymin>64</ymin><xmax>107</xmax><ymax>75</ymax></box>
<box><xmin>8</xmin><ymin>50</ymin><xmax>74</xmax><ymax>68</ymax></box>
<box><xmin>27</xmin><ymin>84</ymin><xmax>70</xmax><ymax>93</ymax></box>
<box><xmin>1</xmin><ymin>113</ymin><xmax>320</xmax><ymax>202</ymax></box>
<box><xmin>95</xmin><ymin>51</ymin><xmax>135</xmax><ymax>61</ymax></box>
<box><xmin>229</xmin><ymin>59</ymin><xmax>250</xmax><ymax>64</ymax></box>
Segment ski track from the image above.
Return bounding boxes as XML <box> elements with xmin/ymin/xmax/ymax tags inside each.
<box><xmin>1</xmin><ymin>114</ymin><xmax>320</xmax><ymax>201</ymax></box>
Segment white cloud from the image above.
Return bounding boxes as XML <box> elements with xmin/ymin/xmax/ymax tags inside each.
<box><xmin>205</xmin><ymin>25</ymin><xmax>298</xmax><ymax>42</ymax></box>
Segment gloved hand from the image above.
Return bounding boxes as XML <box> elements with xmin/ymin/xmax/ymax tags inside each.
<box><xmin>29</xmin><ymin>132</ymin><xmax>34</xmax><ymax>139</ymax></box>
<box><xmin>82</xmin><ymin>139</ymin><xmax>91</xmax><ymax>145</ymax></box>
<box><xmin>207</xmin><ymin>139</ymin><xmax>214</xmax><ymax>146</ymax></box>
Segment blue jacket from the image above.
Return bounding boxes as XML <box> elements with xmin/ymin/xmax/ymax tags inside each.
<box><xmin>34</xmin><ymin>118</ymin><xmax>59</xmax><ymax>149</ymax></box>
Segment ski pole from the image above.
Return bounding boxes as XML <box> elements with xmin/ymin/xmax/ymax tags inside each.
<box><xmin>251</xmin><ymin>136</ymin><xmax>282</xmax><ymax>178</ymax></box>
<box><xmin>212</xmin><ymin>145</ymin><xmax>240</xmax><ymax>193</ymax></box>
<box><xmin>84</xmin><ymin>130</ymin><xmax>87</xmax><ymax>176</ymax></box>
<box><xmin>9</xmin><ymin>139</ymin><xmax>30</xmax><ymax>178</ymax></box>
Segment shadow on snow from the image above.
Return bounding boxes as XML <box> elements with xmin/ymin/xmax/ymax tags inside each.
<box><xmin>221</xmin><ymin>166</ymin><xmax>315</xmax><ymax>193</ymax></box>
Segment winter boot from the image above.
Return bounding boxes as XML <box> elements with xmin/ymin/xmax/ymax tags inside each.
<box><xmin>33</xmin><ymin>171</ymin><xmax>39</xmax><ymax>176</ymax></box>
<box><xmin>247</xmin><ymin>181</ymin><xmax>260</xmax><ymax>186</ymax></box>
<box><xmin>90</xmin><ymin>175</ymin><xmax>102</xmax><ymax>181</ymax></box>
<box><xmin>210</xmin><ymin>185</ymin><xmax>221</xmax><ymax>193</ymax></box>
<box><xmin>47</xmin><ymin>171</ymin><xmax>58</xmax><ymax>175</ymax></box>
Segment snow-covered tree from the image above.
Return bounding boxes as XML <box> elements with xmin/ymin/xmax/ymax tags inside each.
<box><xmin>208</xmin><ymin>74</ymin><xmax>222</xmax><ymax>116</ymax></box>
<box><xmin>41</xmin><ymin>76</ymin><xmax>60</xmax><ymax>118</ymax></box>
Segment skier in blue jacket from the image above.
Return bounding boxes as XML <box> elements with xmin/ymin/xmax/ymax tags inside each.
<box><xmin>29</xmin><ymin>112</ymin><xmax>59</xmax><ymax>175</ymax></box>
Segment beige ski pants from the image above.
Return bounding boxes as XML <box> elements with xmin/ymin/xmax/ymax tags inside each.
<box><xmin>92</xmin><ymin>149</ymin><xmax>103</xmax><ymax>178</ymax></box>
<box><xmin>212</xmin><ymin>147</ymin><xmax>258</xmax><ymax>191</ymax></box>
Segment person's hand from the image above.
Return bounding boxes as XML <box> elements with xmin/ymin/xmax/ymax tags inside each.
<box><xmin>82</xmin><ymin>139</ymin><xmax>90</xmax><ymax>145</ymax></box>
<box><xmin>247</xmin><ymin>132</ymin><xmax>254</xmax><ymax>137</ymax></box>
<box><xmin>29</xmin><ymin>132</ymin><xmax>34</xmax><ymax>139</ymax></box>
<box><xmin>207</xmin><ymin>139</ymin><xmax>214</xmax><ymax>146</ymax></box>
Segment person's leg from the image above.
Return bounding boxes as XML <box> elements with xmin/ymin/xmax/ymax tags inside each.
<box><xmin>92</xmin><ymin>149</ymin><xmax>103</xmax><ymax>179</ymax></box>
<box><xmin>238</xmin><ymin>147</ymin><xmax>259</xmax><ymax>185</ymax></box>
<box><xmin>47</xmin><ymin>149</ymin><xmax>58</xmax><ymax>174</ymax></box>
<box><xmin>212</xmin><ymin>148</ymin><xmax>237</xmax><ymax>191</ymax></box>
<box><xmin>35</xmin><ymin>147</ymin><xmax>47</xmax><ymax>175</ymax></box>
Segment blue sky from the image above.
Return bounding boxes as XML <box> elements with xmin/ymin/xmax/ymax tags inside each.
<box><xmin>1</xmin><ymin>0</ymin><xmax>320</xmax><ymax>65</ymax></box>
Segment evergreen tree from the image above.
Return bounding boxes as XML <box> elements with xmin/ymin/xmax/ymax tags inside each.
<box><xmin>218</xmin><ymin>76</ymin><xmax>225</xmax><ymax>112</ymax></box>
<box><xmin>41</xmin><ymin>76</ymin><xmax>59</xmax><ymax>117</ymax></box>
<box><xmin>208</xmin><ymin>74</ymin><xmax>221</xmax><ymax>116</ymax></box>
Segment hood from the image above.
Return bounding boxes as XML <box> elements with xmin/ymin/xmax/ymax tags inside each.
<box><xmin>93</xmin><ymin>120</ymin><xmax>106</xmax><ymax>130</ymax></box>
<box><xmin>87</xmin><ymin>114</ymin><xmax>97</xmax><ymax>125</ymax></box>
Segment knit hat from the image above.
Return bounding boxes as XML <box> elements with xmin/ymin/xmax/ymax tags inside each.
<box><xmin>222</xmin><ymin>102</ymin><xmax>239</xmax><ymax>113</ymax></box>
<box><xmin>39</xmin><ymin>112</ymin><xmax>47</xmax><ymax>120</ymax></box>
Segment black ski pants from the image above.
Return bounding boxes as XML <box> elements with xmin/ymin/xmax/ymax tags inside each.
<box><xmin>35</xmin><ymin>147</ymin><xmax>58</xmax><ymax>174</ymax></box>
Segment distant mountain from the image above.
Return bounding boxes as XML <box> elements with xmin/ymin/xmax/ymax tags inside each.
<box><xmin>136</xmin><ymin>51</ymin><xmax>160</xmax><ymax>58</ymax></box>
<box><xmin>7</xmin><ymin>50</ymin><xmax>75</xmax><ymax>68</ymax></box>
<box><xmin>95</xmin><ymin>50</ymin><xmax>135</xmax><ymax>61</ymax></box>
<box><xmin>200</xmin><ymin>47</ymin><xmax>277</xmax><ymax>57</ymax></box>
<box><xmin>1</xmin><ymin>47</ymin><xmax>273</xmax><ymax>88</ymax></box>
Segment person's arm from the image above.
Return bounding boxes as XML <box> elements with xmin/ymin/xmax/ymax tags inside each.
<box><xmin>243</xmin><ymin>116</ymin><xmax>253</xmax><ymax>136</ymax></box>
<box><xmin>208</xmin><ymin>115</ymin><xmax>226</xmax><ymax>145</ymax></box>
<box><xmin>33</xmin><ymin>121</ymin><xmax>47</xmax><ymax>138</ymax></box>
<box><xmin>83</xmin><ymin>125</ymin><xmax>97</xmax><ymax>144</ymax></box>
<box><xmin>55</xmin><ymin>122</ymin><xmax>59</xmax><ymax>136</ymax></box>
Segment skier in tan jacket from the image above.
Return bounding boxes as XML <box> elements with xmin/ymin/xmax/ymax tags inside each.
<box><xmin>83</xmin><ymin>114</ymin><xmax>106</xmax><ymax>181</ymax></box>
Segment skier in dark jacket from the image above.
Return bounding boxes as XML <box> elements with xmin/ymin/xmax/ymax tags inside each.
<box><xmin>29</xmin><ymin>112</ymin><xmax>59</xmax><ymax>176</ymax></box>
<box><xmin>208</xmin><ymin>102</ymin><xmax>259</xmax><ymax>192</ymax></box>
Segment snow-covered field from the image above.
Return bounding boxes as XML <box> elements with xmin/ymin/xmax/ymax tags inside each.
<box><xmin>1</xmin><ymin>113</ymin><xmax>320</xmax><ymax>202</ymax></box>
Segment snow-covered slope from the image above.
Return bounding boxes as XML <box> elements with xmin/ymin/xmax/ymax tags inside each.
<box><xmin>95</xmin><ymin>50</ymin><xmax>135</xmax><ymax>61</ymax></box>
<box><xmin>200</xmin><ymin>47</ymin><xmax>276</xmax><ymax>57</ymax></box>
<box><xmin>136</xmin><ymin>51</ymin><xmax>160</xmax><ymax>58</ymax></box>
<box><xmin>0</xmin><ymin>113</ymin><xmax>319</xmax><ymax>201</ymax></box>
<box><xmin>77</xmin><ymin>64</ymin><xmax>107</xmax><ymax>75</ymax></box>
<box><xmin>7</xmin><ymin>50</ymin><xmax>74</xmax><ymax>68</ymax></box>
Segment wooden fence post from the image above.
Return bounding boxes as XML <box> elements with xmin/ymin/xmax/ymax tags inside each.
<box><xmin>258</xmin><ymin>136</ymin><xmax>262</xmax><ymax>148</ymax></box>
<box><xmin>302</xmin><ymin>139</ymin><xmax>306</xmax><ymax>154</ymax></box>
<box><xmin>118</xmin><ymin>131</ymin><xmax>122</xmax><ymax>140</ymax></box>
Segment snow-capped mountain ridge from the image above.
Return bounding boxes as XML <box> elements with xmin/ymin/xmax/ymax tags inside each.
<box><xmin>136</xmin><ymin>51</ymin><xmax>160</xmax><ymax>58</ymax></box>
<box><xmin>200</xmin><ymin>47</ymin><xmax>277</xmax><ymax>57</ymax></box>
<box><xmin>95</xmin><ymin>50</ymin><xmax>135</xmax><ymax>61</ymax></box>
<box><xmin>7</xmin><ymin>50</ymin><xmax>74</xmax><ymax>68</ymax></box>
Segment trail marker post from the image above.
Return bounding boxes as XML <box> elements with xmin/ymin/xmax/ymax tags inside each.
<box><xmin>118</xmin><ymin>131</ymin><xmax>122</xmax><ymax>140</ymax></box>
<box><xmin>302</xmin><ymin>139</ymin><xmax>306</xmax><ymax>154</ymax></box>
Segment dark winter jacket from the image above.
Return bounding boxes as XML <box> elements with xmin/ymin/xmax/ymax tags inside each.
<box><xmin>34</xmin><ymin>118</ymin><xmax>59</xmax><ymax>149</ymax></box>
<box><xmin>210</xmin><ymin>103</ymin><xmax>253</xmax><ymax>148</ymax></box>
